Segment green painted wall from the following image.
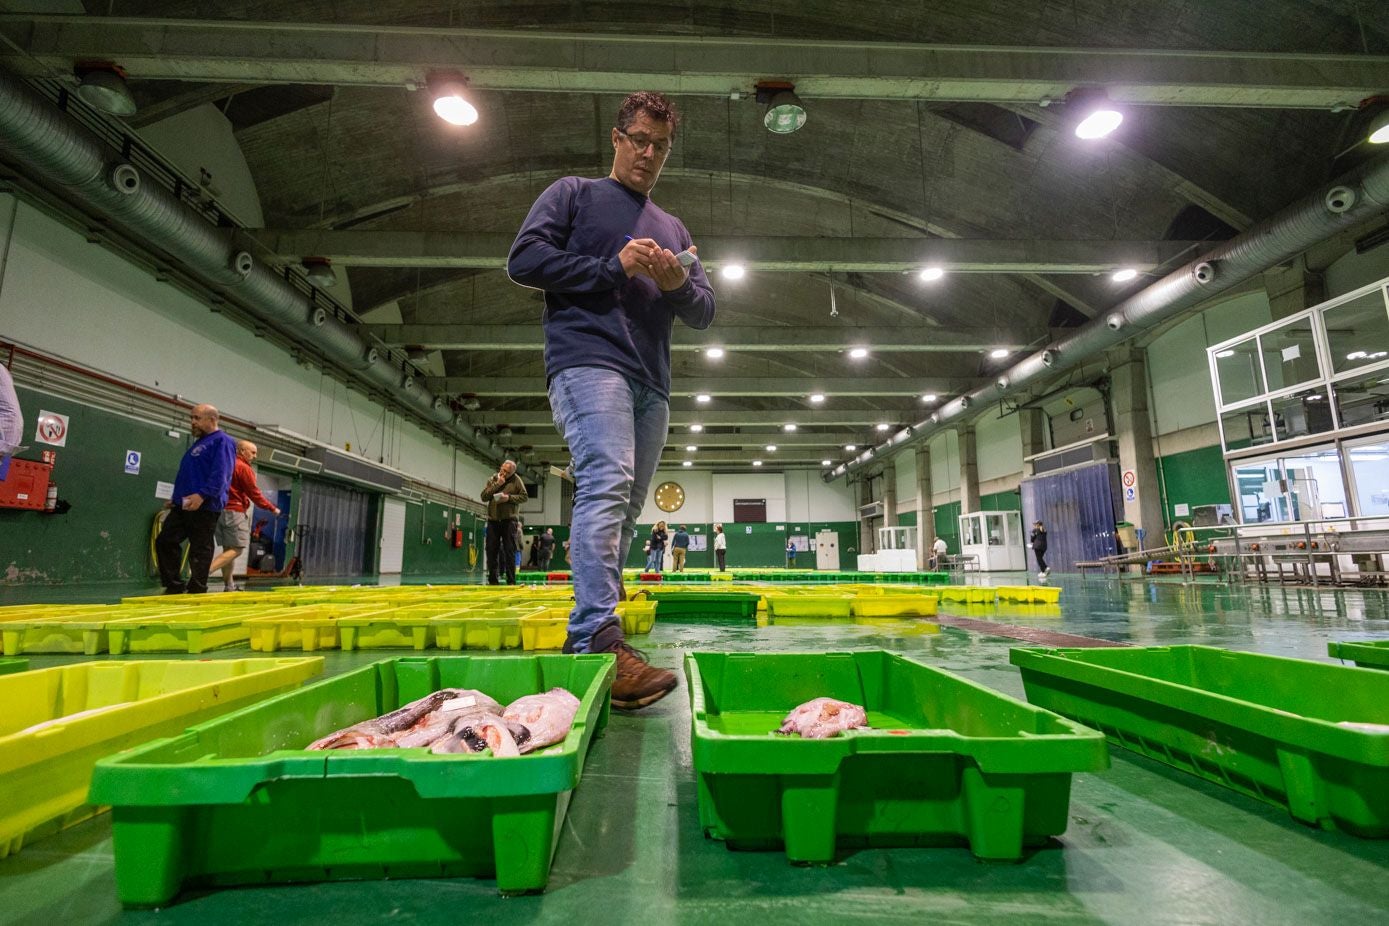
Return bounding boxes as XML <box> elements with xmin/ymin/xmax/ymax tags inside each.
<box><xmin>934</xmin><ymin>501</ymin><xmax>962</xmax><ymax>553</ymax></box>
<box><xmin>898</xmin><ymin>511</ymin><xmax>917</xmax><ymax>527</ymax></box>
<box><xmin>980</xmin><ymin>490</ymin><xmax>1022</xmax><ymax>512</ymax></box>
<box><xmin>399</xmin><ymin>500</ymin><xmax>485</xmax><ymax>577</ymax></box>
<box><xmin>0</xmin><ymin>387</ymin><xmax>189</xmax><ymax>584</ymax></box>
<box><xmin>1156</xmin><ymin>445</ymin><xmax>1231</xmax><ymax>527</ymax></box>
<box><xmin>618</xmin><ymin>520</ymin><xmax>859</xmax><ymax>568</ymax></box>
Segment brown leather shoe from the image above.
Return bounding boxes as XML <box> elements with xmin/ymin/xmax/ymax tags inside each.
<box><xmin>605</xmin><ymin>641</ymin><xmax>678</xmax><ymax>710</ymax></box>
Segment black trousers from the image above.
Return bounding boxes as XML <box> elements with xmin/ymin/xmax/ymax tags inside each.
<box><xmin>1034</xmin><ymin>549</ymin><xmax>1049</xmax><ymax>573</ymax></box>
<box><xmin>716</xmin><ymin>548</ymin><xmax>726</xmax><ymax>571</ymax></box>
<box><xmin>156</xmin><ymin>507</ymin><xmax>219</xmax><ymax>594</ymax></box>
<box><xmin>538</xmin><ymin>549</ymin><xmax>553</xmax><ymax>570</ymax></box>
<box><xmin>487</xmin><ymin>518</ymin><xmax>518</xmax><ymax>585</ymax></box>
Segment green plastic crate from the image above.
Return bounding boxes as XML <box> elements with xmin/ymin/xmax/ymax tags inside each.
<box><xmin>648</xmin><ymin>591</ymin><xmax>760</xmax><ymax>622</ymax></box>
<box><xmin>1011</xmin><ymin>645</ymin><xmax>1389</xmax><ymax>836</ymax></box>
<box><xmin>90</xmin><ymin>653</ymin><xmax>616</xmax><ymax>906</ymax></box>
<box><xmin>687</xmin><ymin>650</ymin><xmax>1108</xmax><ymax>864</ymax></box>
<box><xmin>0</xmin><ymin>657</ymin><xmax>27</xmax><ymax>675</ymax></box>
<box><xmin>1</xmin><ymin>657</ymin><xmax>323</xmax><ymax>858</ymax></box>
<box><xmin>1328</xmin><ymin>639</ymin><xmax>1389</xmax><ymax>670</ymax></box>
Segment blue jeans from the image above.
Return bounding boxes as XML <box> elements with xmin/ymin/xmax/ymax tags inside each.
<box><xmin>646</xmin><ymin>547</ymin><xmax>664</xmax><ymax>571</ymax></box>
<box><xmin>548</xmin><ymin>367</ymin><xmax>669</xmax><ymax>652</ymax></box>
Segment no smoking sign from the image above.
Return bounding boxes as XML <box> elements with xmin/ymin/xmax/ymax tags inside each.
<box><xmin>35</xmin><ymin>410</ymin><xmax>70</xmax><ymax>447</ymax></box>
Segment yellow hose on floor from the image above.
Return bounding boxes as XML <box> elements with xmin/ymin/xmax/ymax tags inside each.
<box><xmin>149</xmin><ymin>509</ymin><xmax>189</xmax><ymax>576</ymax></box>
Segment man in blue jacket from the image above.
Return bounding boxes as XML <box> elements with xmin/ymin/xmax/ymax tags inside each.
<box><xmin>156</xmin><ymin>403</ymin><xmax>236</xmax><ymax>594</ymax></box>
<box><xmin>508</xmin><ymin>91</ymin><xmax>716</xmax><ymax>709</ymax></box>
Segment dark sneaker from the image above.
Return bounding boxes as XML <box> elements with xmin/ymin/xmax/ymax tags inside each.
<box><xmin>605</xmin><ymin>641</ymin><xmax>678</xmax><ymax>710</ymax></box>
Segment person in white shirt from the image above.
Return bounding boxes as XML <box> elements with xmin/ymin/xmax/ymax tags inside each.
<box><xmin>0</xmin><ymin>363</ymin><xmax>22</xmax><ymax>458</ymax></box>
<box><xmin>713</xmin><ymin>523</ymin><xmax>727</xmax><ymax>571</ymax></box>
<box><xmin>930</xmin><ymin>535</ymin><xmax>948</xmax><ymax>570</ymax></box>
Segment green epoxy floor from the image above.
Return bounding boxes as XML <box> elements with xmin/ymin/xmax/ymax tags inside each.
<box><xmin>3</xmin><ymin>574</ymin><xmax>1389</xmax><ymax>925</ymax></box>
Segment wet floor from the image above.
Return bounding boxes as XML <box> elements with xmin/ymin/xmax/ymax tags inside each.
<box><xmin>2</xmin><ymin>573</ymin><xmax>1388</xmax><ymax>925</ymax></box>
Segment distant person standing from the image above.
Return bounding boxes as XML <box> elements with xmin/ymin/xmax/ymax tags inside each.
<box><xmin>537</xmin><ymin>528</ymin><xmax>556</xmax><ymax>570</ymax></box>
<box><xmin>207</xmin><ymin>440</ymin><xmax>280</xmax><ymax>592</ymax></box>
<box><xmin>713</xmin><ymin>523</ymin><xmax>727</xmax><ymax>572</ymax></box>
<box><xmin>0</xmin><ymin>362</ymin><xmax>22</xmax><ymax>459</ymax></box>
<box><xmin>671</xmin><ymin>524</ymin><xmax>690</xmax><ymax>571</ymax></box>
<box><xmin>481</xmin><ymin>459</ymin><xmax>528</xmax><ymax>585</ymax></box>
<box><xmin>646</xmin><ymin>520</ymin><xmax>668</xmax><ymax>572</ymax></box>
<box><xmin>156</xmin><ymin>404</ymin><xmax>236</xmax><ymax>594</ymax></box>
<box><xmin>1030</xmin><ymin>520</ymin><xmax>1050</xmax><ymax>580</ymax></box>
<box><xmin>786</xmin><ymin>538</ymin><xmax>797</xmax><ymax>568</ymax></box>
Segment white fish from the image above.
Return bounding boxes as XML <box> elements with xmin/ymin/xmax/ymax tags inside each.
<box><xmin>502</xmin><ymin>688</ymin><xmax>581</xmax><ymax>754</ymax></box>
<box><xmin>776</xmin><ymin>698</ymin><xmax>870</xmax><ymax>739</ymax></box>
<box><xmin>393</xmin><ymin>690</ymin><xmax>503</xmax><ymax>748</ymax></box>
<box><xmin>308</xmin><ymin>688</ymin><xmax>493</xmax><ymax>750</ymax></box>
<box><xmin>429</xmin><ymin>712</ymin><xmax>523</xmax><ymax>757</ymax></box>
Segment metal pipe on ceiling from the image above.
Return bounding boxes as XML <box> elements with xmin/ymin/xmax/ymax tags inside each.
<box><xmin>827</xmin><ymin>154</ymin><xmax>1389</xmax><ymax>481</ymax></box>
<box><xmin>0</xmin><ymin>72</ymin><xmax>520</xmax><ymax>475</ymax></box>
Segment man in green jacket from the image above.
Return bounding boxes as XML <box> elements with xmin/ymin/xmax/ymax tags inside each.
<box><xmin>482</xmin><ymin>459</ymin><xmax>529</xmax><ymax>584</ymax></box>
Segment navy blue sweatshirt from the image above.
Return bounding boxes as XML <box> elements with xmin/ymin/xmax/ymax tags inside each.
<box><xmin>172</xmin><ymin>429</ymin><xmax>236</xmax><ymax>511</ymax></box>
<box><xmin>507</xmin><ymin>176</ymin><xmax>716</xmax><ymax>397</ymax></box>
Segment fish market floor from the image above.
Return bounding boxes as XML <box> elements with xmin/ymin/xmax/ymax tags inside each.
<box><xmin>2</xmin><ymin>574</ymin><xmax>1388</xmax><ymax>926</ymax></box>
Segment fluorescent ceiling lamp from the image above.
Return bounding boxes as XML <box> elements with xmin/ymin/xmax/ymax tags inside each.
<box><xmin>921</xmin><ymin>393</ymin><xmax>938</xmax><ymax>403</ymax></box>
<box><xmin>919</xmin><ymin>266</ymin><xmax>945</xmax><ymax>282</ymax></box>
<box><xmin>721</xmin><ymin>264</ymin><xmax>746</xmax><ymax>280</ymax></box>
<box><xmin>690</xmin><ymin>423</ymin><xmax>704</xmax><ymax>432</ymax></box>
<box><xmin>809</xmin><ymin>393</ymin><xmax>826</xmax><ymax>404</ymax></box>
<box><xmin>845</xmin><ymin>444</ymin><xmax>856</xmax><ymax>451</ymax></box>
<box><xmin>752</xmin><ymin>460</ymin><xmax>763</xmax><ymax>467</ymax></box>
<box><xmin>821</xmin><ymin>459</ymin><xmax>832</xmax><ymax>467</ymax></box>
<box><xmin>705</xmin><ymin>347</ymin><xmax>725</xmax><ymax>359</ymax></box>
<box><xmin>766</xmin><ymin>445</ymin><xmax>777</xmax><ymax>452</ymax></box>
<box><xmin>990</xmin><ymin>348</ymin><xmax>1010</xmax><ymax>359</ymax></box>
<box><xmin>695</xmin><ymin>394</ymin><xmax>711</xmax><ymax>403</ymax></box>
<box><xmin>76</xmin><ymin>66</ymin><xmax>137</xmax><ymax>116</ymax></box>
<box><xmin>875</xmin><ymin>423</ymin><xmax>890</xmax><ymax>431</ymax></box>
<box><xmin>685</xmin><ymin>445</ymin><xmax>698</xmax><ymax>452</ymax></box>
<box><xmin>682</xmin><ymin>460</ymin><xmax>693</xmax><ymax>467</ymax></box>
<box><xmin>1215</xmin><ymin>349</ymin><xmax>1236</xmax><ymax>359</ymax></box>
<box><xmin>1111</xmin><ymin>268</ymin><xmax>1139</xmax><ymax>282</ymax></box>
<box><xmin>762</xmin><ymin>88</ymin><xmax>808</xmax><ymax>134</ymax></box>
<box><xmin>783</xmin><ymin>423</ymin><xmax>797</xmax><ymax>432</ymax></box>
<box><xmin>1369</xmin><ymin>109</ymin><xmax>1389</xmax><ymax>144</ymax></box>
<box><xmin>431</xmin><ymin>79</ymin><xmax>479</xmax><ymax>126</ymax></box>
<box><xmin>849</xmin><ymin>347</ymin><xmax>869</xmax><ymax>359</ymax></box>
<box><xmin>1075</xmin><ymin>107</ymin><xmax>1123</xmax><ymax>139</ymax></box>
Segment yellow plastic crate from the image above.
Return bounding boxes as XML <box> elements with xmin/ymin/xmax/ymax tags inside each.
<box><xmin>431</xmin><ymin>610</ymin><xmax>537</xmax><ymax>652</ymax></box>
<box><xmin>937</xmin><ymin>586</ymin><xmax>998</xmax><ymax>604</ymax></box>
<box><xmin>709</xmin><ymin>572</ymin><xmax>733</xmax><ymax>581</ymax></box>
<box><xmin>762</xmin><ymin>594</ymin><xmax>854</xmax><ymax>618</ymax></box>
<box><xmin>0</xmin><ymin>657</ymin><xmax>322</xmax><ymax>858</ymax></box>
<box><xmin>616</xmin><ymin>600</ymin><xmax>658</xmax><ymax>635</ymax></box>
<box><xmin>520</xmin><ymin>612</ymin><xmax>569</xmax><ymax>651</ymax></box>
<box><xmin>996</xmin><ymin>585</ymin><xmax>1061</xmax><ymax>604</ymax></box>
<box><xmin>244</xmin><ymin>604</ymin><xmax>384</xmax><ymax>652</ymax></box>
<box><xmin>105</xmin><ymin>613</ymin><xmax>250</xmax><ymax>654</ymax></box>
<box><xmin>851</xmin><ymin>594</ymin><xmax>939</xmax><ymax>618</ymax></box>
<box><xmin>337</xmin><ymin>607</ymin><xmax>476</xmax><ymax>650</ymax></box>
<box><xmin>2</xmin><ymin>616</ymin><xmax>121</xmax><ymax>656</ymax></box>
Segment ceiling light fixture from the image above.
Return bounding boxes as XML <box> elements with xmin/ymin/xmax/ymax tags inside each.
<box><xmin>1068</xmin><ymin>88</ymin><xmax>1124</xmax><ymax>139</ymax></box>
<box><xmin>685</xmin><ymin>445</ymin><xmax>698</xmax><ymax>452</ymax></box>
<box><xmin>821</xmin><ymin>459</ymin><xmax>832</xmax><ymax>467</ymax></box>
<box><xmin>990</xmin><ymin>348</ymin><xmax>1011</xmax><ymax>359</ymax></box>
<box><xmin>301</xmin><ymin>257</ymin><xmax>337</xmax><ymax>289</ymax></box>
<box><xmin>845</xmin><ymin>444</ymin><xmax>856</xmax><ymax>452</ymax></box>
<box><xmin>690</xmin><ymin>423</ymin><xmax>704</xmax><ymax>432</ymax></box>
<box><xmin>756</xmin><ymin>80</ymin><xmax>807</xmax><ymax>134</ymax></box>
<box><xmin>921</xmin><ymin>393</ymin><xmax>938</xmax><ymax>403</ymax></box>
<box><xmin>876</xmin><ymin>423</ymin><xmax>890</xmax><ymax>431</ymax></box>
<box><xmin>919</xmin><ymin>266</ymin><xmax>945</xmax><ymax>282</ymax></box>
<box><xmin>766</xmin><ymin>445</ymin><xmax>777</xmax><ymax>452</ymax></box>
<box><xmin>1111</xmin><ymin>268</ymin><xmax>1139</xmax><ymax>282</ymax></box>
<box><xmin>429</xmin><ymin>72</ymin><xmax>479</xmax><ymax>126</ymax></box>
<box><xmin>721</xmin><ymin>264</ymin><xmax>746</xmax><ymax>280</ymax></box>
<box><xmin>809</xmin><ymin>393</ymin><xmax>826</xmax><ymax>404</ymax></box>
<box><xmin>752</xmin><ymin>460</ymin><xmax>763</xmax><ymax>467</ymax></box>
<box><xmin>783</xmin><ymin>423</ymin><xmax>797</xmax><ymax>432</ymax></box>
<box><xmin>75</xmin><ymin>63</ymin><xmax>137</xmax><ymax>116</ymax></box>
<box><xmin>705</xmin><ymin>347</ymin><xmax>725</xmax><ymax>359</ymax></box>
<box><xmin>1215</xmin><ymin>349</ymin><xmax>1237</xmax><ymax>359</ymax></box>
<box><xmin>849</xmin><ymin>347</ymin><xmax>869</xmax><ymax>359</ymax></box>
<box><xmin>695</xmin><ymin>394</ymin><xmax>711</xmax><ymax>403</ymax></box>
<box><xmin>682</xmin><ymin>460</ymin><xmax>693</xmax><ymax>467</ymax></box>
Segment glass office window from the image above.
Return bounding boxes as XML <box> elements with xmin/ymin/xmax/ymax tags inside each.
<box><xmin>1332</xmin><ymin>368</ymin><xmax>1389</xmax><ymax>429</ymax></box>
<box><xmin>1348</xmin><ymin>441</ymin><xmax>1389</xmax><ymax>517</ymax></box>
<box><xmin>1232</xmin><ymin>449</ymin><xmax>1347</xmax><ymax>523</ymax></box>
<box><xmin>1221</xmin><ymin>405</ymin><xmax>1273</xmax><ymax>451</ymax></box>
<box><xmin>1260</xmin><ymin>318</ymin><xmax>1321</xmax><ymax>393</ymax></box>
<box><xmin>1324</xmin><ymin>289</ymin><xmax>1389</xmax><ymax>376</ymax></box>
<box><xmin>1270</xmin><ymin>387</ymin><xmax>1336</xmax><ymax>441</ymax></box>
<box><xmin>1214</xmin><ymin>339</ymin><xmax>1262</xmax><ymax>406</ymax></box>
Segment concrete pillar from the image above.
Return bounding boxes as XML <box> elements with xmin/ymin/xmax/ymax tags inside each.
<box><xmin>914</xmin><ymin>444</ymin><xmax>934</xmax><ymax>570</ymax></box>
<box><xmin>881</xmin><ymin>461</ymin><xmax>898</xmax><ymax>528</ymax></box>
<box><xmin>958</xmin><ymin>425</ymin><xmax>981</xmax><ymax>514</ymax></box>
<box><xmin>1108</xmin><ymin>347</ymin><xmax>1164</xmax><ymax>548</ymax></box>
<box><xmin>1264</xmin><ymin>258</ymin><xmax>1325</xmax><ymax>320</ymax></box>
<box><xmin>859</xmin><ymin>477</ymin><xmax>875</xmax><ymax>554</ymax></box>
<box><xmin>1019</xmin><ymin>407</ymin><xmax>1047</xmax><ymax>466</ymax></box>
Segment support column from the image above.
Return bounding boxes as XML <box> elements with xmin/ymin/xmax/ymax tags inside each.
<box><xmin>958</xmin><ymin>425</ymin><xmax>981</xmax><ymax>514</ymax></box>
<box><xmin>882</xmin><ymin>461</ymin><xmax>898</xmax><ymax>528</ymax></box>
<box><xmin>1019</xmin><ymin>407</ymin><xmax>1047</xmax><ymax>464</ymax></box>
<box><xmin>914</xmin><ymin>445</ymin><xmax>935</xmax><ymax>570</ymax></box>
<box><xmin>1108</xmin><ymin>347</ymin><xmax>1164</xmax><ymax>548</ymax></box>
<box><xmin>859</xmin><ymin>477</ymin><xmax>875</xmax><ymax>555</ymax></box>
<box><xmin>1264</xmin><ymin>258</ymin><xmax>1325</xmax><ymax>320</ymax></box>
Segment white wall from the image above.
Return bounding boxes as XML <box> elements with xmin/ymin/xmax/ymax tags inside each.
<box><xmin>0</xmin><ymin>197</ymin><xmax>490</xmax><ymax>495</ymax></box>
<box><xmin>712</xmin><ymin>473</ymin><xmax>786</xmax><ymax>522</ymax></box>
<box><xmin>1325</xmin><ymin>242</ymin><xmax>1389</xmax><ymax>300</ymax></box>
<box><xmin>626</xmin><ymin>468</ymin><xmax>855</xmax><ymax>525</ymax></box>
<box><xmin>784</xmin><ymin>470</ymin><xmax>857</xmax><ymax>521</ymax></box>
<box><xmin>138</xmin><ymin>104</ymin><xmax>265</xmax><ymax>229</ymax></box>
<box><xmin>976</xmin><ymin>411</ymin><xmax>1023</xmax><ymax>483</ymax></box>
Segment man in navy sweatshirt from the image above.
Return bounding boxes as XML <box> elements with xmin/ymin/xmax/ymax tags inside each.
<box><xmin>156</xmin><ymin>403</ymin><xmax>236</xmax><ymax>594</ymax></box>
<box><xmin>508</xmin><ymin>91</ymin><xmax>716</xmax><ymax>710</ymax></box>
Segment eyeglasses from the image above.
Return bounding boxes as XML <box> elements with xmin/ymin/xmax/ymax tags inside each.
<box><xmin>616</xmin><ymin>127</ymin><xmax>672</xmax><ymax>158</ymax></box>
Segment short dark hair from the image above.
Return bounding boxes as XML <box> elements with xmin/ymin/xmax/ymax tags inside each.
<box><xmin>617</xmin><ymin>91</ymin><xmax>680</xmax><ymax>134</ymax></box>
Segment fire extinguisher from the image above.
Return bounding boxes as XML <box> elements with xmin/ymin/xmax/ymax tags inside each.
<box><xmin>45</xmin><ymin>483</ymin><xmax>57</xmax><ymax>511</ymax></box>
<box><xmin>451</xmin><ymin>528</ymin><xmax>463</xmax><ymax>548</ymax></box>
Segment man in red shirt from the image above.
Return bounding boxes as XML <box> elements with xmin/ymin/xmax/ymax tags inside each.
<box><xmin>209</xmin><ymin>439</ymin><xmax>280</xmax><ymax>591</ymax></box>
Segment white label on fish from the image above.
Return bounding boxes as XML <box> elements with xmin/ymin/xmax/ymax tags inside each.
<box><xmin>441</xmin><ymin>696</ymin><xmax>478</xmax><ymax>711</ymax></box>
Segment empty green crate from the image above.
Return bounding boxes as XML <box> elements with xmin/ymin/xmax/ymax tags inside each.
<box><xmin>687</xmin><ymin>650</ymin><xmax>1108</xmax><ymax>864</ymax></box>
<box><xmin>1011</xmin><ymin>645</ymin><xmax>1389</xmax><ymax>836</ymax></box>
<box><xmin>90</xmin><ymin>654</ymin><xmax>616</xmax><ymax>906</ymax></box>
<box><xmin>648</xmin><ymin>592</ymin><xmax>760</xmax><ymax>621</ymax></box>
<box><xmin>0</xmin><ymin>657</ymin><xmax>27</xmax><ymax>675</ymax></box>
<box><xmin>1328</xmin><ymin>639</ymin><xmax>1389</xmax><ymax>670</ymax></box>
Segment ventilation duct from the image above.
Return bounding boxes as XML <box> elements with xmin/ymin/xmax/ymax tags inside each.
<box><xmin>829</xmin><ymin>153</ymin><xmax>1389</xmax><ymax>480</ymax></box>
<box><xmin>0</xmin><ymin>75</ymin><xmax>521</xmax><ymax>475</ymax></box>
